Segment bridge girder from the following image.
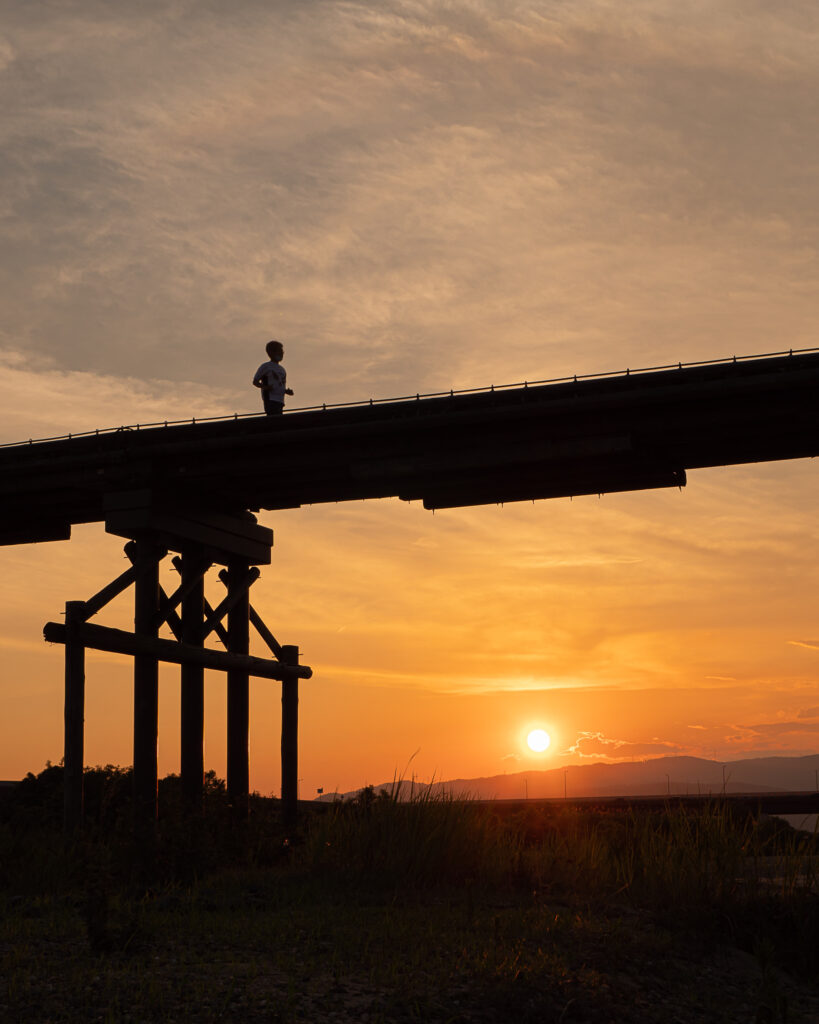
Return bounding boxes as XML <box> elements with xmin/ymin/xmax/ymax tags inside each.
<box><xmin>1</xmin><ymin>351</ymin><xmax>818</xmax><ymax>544</ymax></box>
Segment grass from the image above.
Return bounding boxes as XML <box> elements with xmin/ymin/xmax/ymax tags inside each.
<box><xmin>1</xmin><ymin>766</ymin><xmax>818</xmax><ymax>1022</ymax></box>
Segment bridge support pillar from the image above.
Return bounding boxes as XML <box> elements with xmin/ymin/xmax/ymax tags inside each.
<box><xmin>180</xmin><ymin>548</ymin><xmax>206</xmax><ymax>811</ymax></box>
<box><xmin>51</xmin><ymin>509</ymin><xmax>310</xmax><ymax>837</ymax></box>
<box><xmin>63</xmin><ymin>600</ymin><xmax>86</xmax><ymax>831</ymax></box>
<box><xmin>226</xmin><ymin>559</ymin><xmax>251</xmax><ymax>818</ymax></box>
<box><xmin>281</xmin><ymin>644</ymin><xmax>300</xmax><ymax>827</ymax></box>
<box><xmin>132</xmin><ymin>540</ymin><xmax>162</xmax><ymax>831</ymax></box>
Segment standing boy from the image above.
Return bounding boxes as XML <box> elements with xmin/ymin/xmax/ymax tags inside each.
<box><xmin>253</xmin><ymin>339</ymin><xmax>294</xmax><ymax>415</ymax></box>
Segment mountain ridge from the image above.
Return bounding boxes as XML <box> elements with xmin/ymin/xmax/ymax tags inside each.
<box><xmin>317</xmin><ymin>753</ymin><xmax>819</xmax><ymax>802</ymax></box>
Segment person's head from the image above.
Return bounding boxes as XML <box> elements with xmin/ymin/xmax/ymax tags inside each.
<box><xmin>266</xmin><ymin>339</ymin><xmax>284</xmax><ymax>362</ymax></box>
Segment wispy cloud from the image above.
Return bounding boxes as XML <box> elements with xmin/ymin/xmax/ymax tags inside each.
<box><xmin>4</xmin><ymin>0</ymin><xmax>819</xmax><ymax>416</ymax></box>
<box><xmin>0</xmin><ymin>351</ymin><xmax>230</xmax><ymax>442</ymax></box>
<box><xmin>743</xmin><ymin>721</ymin><xmax>819</xmax><ymax>738</ymax></box>
<box><xmin>565</xmin><ymin>730</ymin><xmax>684</xmax><ymax>760</ymax></box>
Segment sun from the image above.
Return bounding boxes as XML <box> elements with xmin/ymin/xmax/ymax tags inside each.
<box><xmin>527</xmin><ymin>729</ymin><xmax>551</xmax><ymax>753</ymax></box>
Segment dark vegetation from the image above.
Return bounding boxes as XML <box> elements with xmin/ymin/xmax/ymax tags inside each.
<box><xmin>1</xmin><ymin>765</ymin><xmax>818</xmax><ymax>1023</ymax></box>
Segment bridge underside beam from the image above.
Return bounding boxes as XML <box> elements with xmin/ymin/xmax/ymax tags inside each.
<box><xmin>105</xmin><ymin>499</ymin><xmax>273</xmax><ymax>565</ymax></box>
<box><xmin>415</xmin><ymin>465</ymin><xmax>687</xmax><ymax>510</ymax></box>
<box><xmin>0</xmin><ymin>520</ymin><xmax>72</xmax><ymax>545</ymax></box>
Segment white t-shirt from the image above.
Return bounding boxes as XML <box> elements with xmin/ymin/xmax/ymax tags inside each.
<box><xmin>254</xmin><ymin>360</ymin><xmax>287</xmax><ymax>402</ymax></box>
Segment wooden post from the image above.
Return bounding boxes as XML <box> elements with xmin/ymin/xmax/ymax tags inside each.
<box><xmin>281</xmin><ymin>644</ymin><xmax>299</xmax><ymax>827</ymax></box>
<box><xmin>226</xmin><ymin>560</ymin><xmax>250</xmax><ymax>817</ymax></box>
<box><xmin>133</xmin><ymin>542</ymin><xmax>161</xmax><ymax>829</ymax></box>
<box><xmin>180</xmin><ymin>549</ymin><xmax>205</xmax><ymax>810</ymax></box>
<box><xmin>63</xmin><ymin>600</ymin><xmax>86</xmax><ymax>831</ymax></box>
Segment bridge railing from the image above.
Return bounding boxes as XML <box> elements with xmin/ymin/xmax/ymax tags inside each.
<box><xmin>2</xmin><ymin>346</ymin><xmax>817</xmax><ymax>450</ymax></box>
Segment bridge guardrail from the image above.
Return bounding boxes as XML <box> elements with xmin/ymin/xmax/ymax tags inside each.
<box><xmin>2</xmin><ymin>346</ymin><xmax>817</xmax><ymax>450</ymax></box>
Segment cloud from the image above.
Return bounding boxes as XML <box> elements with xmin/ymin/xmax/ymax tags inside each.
<box><xmin>0</xmin><ymin>350</ymin><xmax>231</xmax><ymax>442</ymax></box>
<box><xmin>0</xmin><ymin>34</ymin><xmax>15</xmax><ymax>72</ymax></box>
<box><xmin>565</xmin><ymin>730</ymin><xmax>684</xmax><ymax>760</ymax></box>
<box><xmin>797</xmin><ymin>707</ymin><xmax>819</xmax><ymax>720</ymax></box>
<box><xmin>4</xmin><ymin>0</ymin><xmax>819</xmax><ymax>415</ymax></box>
<box><xmin>743</xmin><ymin>721</ymin><xmax>819</xmax><ymax>737</ymax></box>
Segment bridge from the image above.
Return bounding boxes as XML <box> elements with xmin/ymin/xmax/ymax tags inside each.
<box><xmin>2</xmin><ymin>348</ymin><xmax>818</xmax><ymax>832</ymax></box>
<box><xmin>1</xmin><ymin>348</ymin><xmax>819</xmax><ymax>545</ymax></box>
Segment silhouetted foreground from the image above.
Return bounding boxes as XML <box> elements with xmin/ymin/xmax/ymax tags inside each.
<box><xmin>1</xmin><ymin>764</ymin><xmax>818</xmax><ymax>1022</ymax></box>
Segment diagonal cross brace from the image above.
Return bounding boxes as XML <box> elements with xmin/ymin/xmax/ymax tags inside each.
<box><xmin>79</xmin><ymin>564</ymin><xmax>138</xmax><ymax>621</ymax></box>
<box><xmin>171</xmin><ymin>555</ymin><xmax>229</xmax><ymax>647</ymax></box>
<box><xmin>122</xmin><ymin>541</ymin><xmax>185</xmax><ymax>640</ymax></box>
<box><xmin>155</xmin><ymin>555</ymin><xmax>212</xmax><ymax>629</ymax></box>
<box><xmin>201</xmin><ymin>597</ymin><xmax>229</xmax><ymax>647</ymax></box>
<box><xmin>217</xmin><ymin>567</ymin><xmax>284</xmax><ymax>659</ymax></box>
<box><xmin>156</xmin><ymin>591</ymin><xmax>183</xmax><ymax>641</ymax></box>
<box><xmin>200</xmin><ymin>565</ymin><xmax>260</xmax><ymax>643</ymax></box>
<box><xmin>249</xmin><ymin>605</ymin><xmax>283</xmax><ymax>660</ymax></box>
<box><xmin>74</xmin><ymin>544</ymin><xmax>270</xmax><ymax>653</ymax></box>
<box><xmin>76</xmin><ymin>541</ymin><xmax>168</xmax><ymax>622</ymax></box>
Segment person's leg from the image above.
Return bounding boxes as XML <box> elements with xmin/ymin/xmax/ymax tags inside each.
<box><xmin>263</xmin><ymin>396</ymin><xmax>284</xmax><ymax>416</ymax></box>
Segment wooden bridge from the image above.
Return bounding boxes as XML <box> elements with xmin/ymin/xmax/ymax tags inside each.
<box><xmin>2</xmin><ymin>349</ymin><xmax>819</xmax><ymax>542</ymax></box>
<box><xmin>2</xmin><ymin>348</ymin><xmax>818</xmax><ymax>830</ymax></box>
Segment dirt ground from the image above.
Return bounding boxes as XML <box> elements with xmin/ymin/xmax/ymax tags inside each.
<box><xmin>3</xmin><ymin>892</ymin><xmax>818</xmax><ymax>1023</ymax></box>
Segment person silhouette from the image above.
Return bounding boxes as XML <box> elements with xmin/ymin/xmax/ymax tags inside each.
<box><xmin>253</xmin><ymin>340</ymin><xmax>294</xmax><ymax>415</ymax></box>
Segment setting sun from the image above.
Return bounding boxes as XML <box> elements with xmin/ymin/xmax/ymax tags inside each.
<box><xmin>527</xmin><ymin>729</ymin><xmax>551</xmax><ymax>753</ymax></box>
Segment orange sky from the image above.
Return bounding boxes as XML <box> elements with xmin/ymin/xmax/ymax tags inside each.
<box><xmin>1</xmin><ymin>1</ymin><xmax>818</xmax><ymax>794</ymax></box>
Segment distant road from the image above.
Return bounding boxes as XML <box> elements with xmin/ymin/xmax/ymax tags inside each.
<box><xmin>482</xmin><ymin>792</ymin><xmax>819</xmax><ymax>816</ymax></box>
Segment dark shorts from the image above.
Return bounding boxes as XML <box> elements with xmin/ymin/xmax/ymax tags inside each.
<box><xmin>263</xmin><ymin>397</ymin><xmax>284</xmax><ymax>416</ymax></box>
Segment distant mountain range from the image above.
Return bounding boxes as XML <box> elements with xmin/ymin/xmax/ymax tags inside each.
<box><xmin>317</xmin><ymin>753</ymin><xmax>819</xmax><ymax>802</ymax></box>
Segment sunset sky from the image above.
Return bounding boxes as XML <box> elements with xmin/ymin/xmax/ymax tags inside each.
<box><xmin>2</xmin><ymin>0</ymin><xmax>819</xmax><ymax>796</ymax></box>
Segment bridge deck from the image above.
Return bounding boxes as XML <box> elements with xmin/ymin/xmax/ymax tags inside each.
<box><xmin>2</xmin><ymin>349</ymin><xmax>818</xmax><ymax>545</ymax></box>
